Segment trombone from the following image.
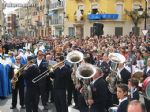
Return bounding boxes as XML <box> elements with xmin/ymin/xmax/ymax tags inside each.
<box><xmin>32</xmin><ymin>50</ymin><xmax>84</xmax><ymax>83</ymax></box>
<box><xmin>32</xmin><ymin>61</ymin><xmax>64</xmax><ymax>83</ymax></box>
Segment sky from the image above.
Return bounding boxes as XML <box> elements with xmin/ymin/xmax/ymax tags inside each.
<box><xmin>3</xmin><ymin>0</ymin><xmax>29</xmax><ymax>14</ymax></box>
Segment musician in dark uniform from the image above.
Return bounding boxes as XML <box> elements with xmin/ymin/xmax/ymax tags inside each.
<box><xmin>143</xmin><ymin>57</ymin><xmax>150</xmax><ymax>112</ymax></box>
<box><xmin>22</xmin><ymin>56</ymin><xmax>40</xmax><ymax>112</ymax></box>
<box><xmin>99</xmin><ymin>53</ymin><xmax>111</xmax><ymax>79</ymax></box>
<box><xmin>117</xmin><ymin>84</ymin><xmax>129</xmax><ymax>112</ymax></box>
<box><xmin>49</xmin><ymin>55</ymin><xmax>69</xmax><ymax>112</ymax></box>
<box><xmin>88</xmin><ymin>67</ymin><xmax>110</xmax><ymax>112</ymax></box>
<box><xmin>128</xmin><ymin>79</ymin><xmax>139</xmax><ymax>101</ymax></box>
<box><xmin>35</xmin><ymin>50</ymin><xmax>49</xmax><ymax>110</ymax></box>
<box><xmin>10</xmin><ymin>56</ymin><xmax>25</xmax><ymax>109</ymax></box>
<box><xmin>118</xmin><ymin>63</ymin><xmax>131</xmax><ymax>84</ymax></box>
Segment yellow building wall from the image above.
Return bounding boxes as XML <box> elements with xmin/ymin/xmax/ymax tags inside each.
<box><xmin>66</xmin><ymin>0</ymin><xmax>145</xmax><ymax>22</ymax></box>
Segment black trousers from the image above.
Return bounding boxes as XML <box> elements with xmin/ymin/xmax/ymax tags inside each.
<box><xmin>25</xmin><ymin>87</ymin><xmax>39</xmax><ymax>112</ymax></box>
<box><xmin>67</xmin><ymin>83</ymin><xmax>73</xmax><ymax>105</ymax></box>
<box><xmin>54</xmin><ymin>89</ymin><xmax>68</xmax><ymax>112</ymax></box>
<box><xmin>39</xmin><ymin>81</ymin><xmax>48</xmax><ymax>106</ymax></box>
<box><xmin>11</xmin><ymin>83</ymin><xmax>24</xmax><ymax>107</ymax></box>
<box><xmin>73</xmin><ymin>87</ymin><xmax>79</xmax><ymax>107</ymax></box>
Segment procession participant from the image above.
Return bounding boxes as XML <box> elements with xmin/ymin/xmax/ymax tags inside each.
<box><xmin>22</xmin><ymin>56</ymin><xmax>40</xmax><ymax>112</ymax></box>
<box><xmin>128</xmin><ymin>79</ymin><xmax>139</xmax><ymax>101</ymax></box>
<box><xmin>10</xmin><ymin>56</ymin><xmax>25</xmax><ymax>109</ymax></box>
<box><xmin>45</xmin><ymin>54</ymin><xmax>56</xmax><ymax>103</ymax></box>
<box><xmin>18</xmin><ymin>49</ymin><xmax>27</xmax><ymax>65</ymax></box>
<box><xmin>99</xmin><ymin>53</ymin><xmax>111</xmax><ymax>79</ymax></box>
<box><xmin>35</xmin><ymin>50</ymin><xmax>49</xmax><ymax>110</ymax></box>
<box><xmin>117</xmin><ymin>84</ymin><xmax>129</xmax><ymax>112</ymax></box>
<box><xmin>87</xmin><ymin>67</ymin><xmax>111</xmax><ymax>112</ymax></box>
<box><xmin>49</xmin><ymin>55</ymin><xmax>69</xmax><ymax>112</ymax></box>
<box><xmin>117</xmin><ymin>63</ymin><xmax>131</xmax><ymax>84</ymax></box>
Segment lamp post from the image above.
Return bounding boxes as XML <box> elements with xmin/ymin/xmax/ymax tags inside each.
<box><xmin>138</xmin><ymin>0</ymin><xmax>148</xmax><ymax>42</ymax></box>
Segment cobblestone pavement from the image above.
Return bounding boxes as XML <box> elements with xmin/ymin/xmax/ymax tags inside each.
<box><xmin>0</xmin><ymin>95</ymin><xmax>79</xmax><ymax>112</ymax></box>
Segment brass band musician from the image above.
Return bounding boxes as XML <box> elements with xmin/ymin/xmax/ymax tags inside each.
<box><xmin>10</xmin><ymin>56</ymin><xmax>25</xmax><ymax>109</ymax></box>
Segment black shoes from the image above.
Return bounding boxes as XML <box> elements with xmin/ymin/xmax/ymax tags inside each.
<box><xmin>10</xmin><ymin>106</ymin><xmax>16</xmax><ymax>109</ymax></box>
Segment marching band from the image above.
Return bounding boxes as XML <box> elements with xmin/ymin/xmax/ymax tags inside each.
<box><xmin>0</xmin><ymin>36</ymin><xmax>150</xmax><ymax>112</ymax></box>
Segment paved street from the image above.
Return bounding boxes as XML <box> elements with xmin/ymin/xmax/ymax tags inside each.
<box><xmin>0</xmin><ymin>95</ymin><xmax>79</xmax><ymax>112</ymax></box>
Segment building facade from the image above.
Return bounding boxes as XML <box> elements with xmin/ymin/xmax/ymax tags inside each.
<box><xmin>0</xmin><ymin>0</ymin><xmax>5</xmax><ymax>38</ymax></box>
<box><xmin>63</xmin><ymin>0</ymin><xmax>147</xmax><ymax>38</ymax></box>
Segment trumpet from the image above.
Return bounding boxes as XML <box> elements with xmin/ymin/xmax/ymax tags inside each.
<box><xmin>11</xmin><ymin>64</ymin><xmax>29</xmax><ymax>89</ymax></box>
<box><xmin>32</xmin><ymin>61</ymin><xmax>64</xmax><ymax>83</ymax></box>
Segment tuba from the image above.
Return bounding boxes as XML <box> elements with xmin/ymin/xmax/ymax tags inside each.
<box><xmin>107</xmin><ymin>53</ymin><xmax>126</xmax><ymax>94</ymax></box>
<box><xmin>66</xmin><ymin>50</ymin><xmax>84</xmax><ymax>64</ymax></box>
<box><xmin>76</xmin><ymin>63</ymin><xmax>96</xmax><ymax>107</ymax></box>
<box><xmin>66</xmin><ymin>50</ymin><xmax>84</xmax><ymax>85</ymax></box>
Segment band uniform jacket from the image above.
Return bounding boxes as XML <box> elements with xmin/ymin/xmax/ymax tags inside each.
<box><xmin>49</xmin><ymin>65</ymin><xmax>69</xmax><ymax>89</ymax></box>
<box><xmin>117</xmin><ymin>99</ymin><xmax>128</xmax><ymax>112</ymax></box>
<box><xmin>99</xmin><ymin>61</ymin><xmax>111</xmax><ymax>79</ymax></box>
<box><xmin>143</xmin><ymin>67</ymin><xmax>150</xmax><ymax>79</ymax></box>
<box><xmin>22</xmin><ymin>64</ymin><xmax>40</xmax><ymax>88</ymax></box>
<box><xmin>35</xmin><ymin>59</ymin><xmax>48</xmax><ymax>84</ymax></box>
<box><xmin>131</xmin><ymin>89</ymin><xmax>139</xmax><ymax>101</ymax></box>
<box><xmin>120</xmin><ymin>68</ymin><xmax>131</xmax><ymax>84</ymax></box>
<box><xmin>90</xmin><ymin>77</ymin><xmax>109</xmax><ymax>112</ymax></box>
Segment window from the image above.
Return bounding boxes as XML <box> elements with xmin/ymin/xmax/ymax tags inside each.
<box><xmin>116</xmin><ymin>3</ymin><xmax>123</xmax><ymax>20</ymax></box>
<box><xmin>91</xmin><ymin>4</ymin><xmax>99</xmax><ymax>14</ymax></box>
<box><xmin>68</xmin><ymin>27</ymin><xmax>75</xmax><ymax>36</ymax></box>
<box><xmin>78</xmin><ymin>5</ymin><xmax>84</xmax><ymax>14</ymax></box>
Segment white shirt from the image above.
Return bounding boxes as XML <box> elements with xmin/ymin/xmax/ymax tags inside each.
<box><xmin>119</xmin><ymin>97</ymin><xmax>128</xmax><ymax>105</ymax></box>
<box><xmin>37</xmin><ymin>59</ymin><xmax>42</xmax><ymax>67</ymax></box>
<box><xmin>147</xmin><ymin>66</ymin><xmax>150</xmax><ymax>73</ymax></box>
<box><xmin>117</xmin><ymin>67</ymin><xmax>124</xmax><ymax>79</ymax></box>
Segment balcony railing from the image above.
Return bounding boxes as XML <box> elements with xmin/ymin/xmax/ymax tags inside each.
<box><xmin>50</xmin><ymin>18</ymin><xmax>63</xmax><ymax>25</ymax></box>
<box><xmin>49</xmin><ymin>1</ymin><xmax>64</xmax><ymax>10</ymax></box>
<box><xmin>88</xmin><ymin>14</ymin><xmax>119</xmax><ymax>20</ymax></box>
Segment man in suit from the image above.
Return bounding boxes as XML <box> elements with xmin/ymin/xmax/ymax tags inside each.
<box><xmin>10</xmin><ymin>56</ymin><xmax>25</xmax><ymax>109</ymax></box>
<box><xmin>49</xmin><ymin>55</ymin><xmax>69</xmax><ymax>112</ymax></box>
<box><xmin>35</xmin><ymin>50</ymin><xmax>49</xmax><ymax>110</ymax></box>
<box><xmin>118</xmin><ymin>63</ymin><xmax>131</xmax><ymax>84</ymax></box>
<box><xmin>88</xmin><ymin>67</ymin><xmax>110</xmax><ymax>112</ymax></box>
<box><xmin>117</xmin><ymin>84</ymin><xmax>129</xmax><ymax>112</ymax></box>
<box><xmin>22</xmin><ymin>56</ymin><xmax>40</xmax><ymax>112</ymax></box>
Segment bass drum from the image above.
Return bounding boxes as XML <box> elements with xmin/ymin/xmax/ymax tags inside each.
<box><xmin>143</xmin><ymin>77</ymin><xmax>150</xmax><ymax>99</ymax></box>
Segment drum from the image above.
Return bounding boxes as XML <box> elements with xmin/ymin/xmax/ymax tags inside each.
<box><xmin>108</xmin><ymin>107</ymin><xmax>118</xmax><ymax>112</ymax></box>
<box><xmin>143</xmin><ymin>77</ymin><xmax>150</xmax><ymax>99</ymax></box>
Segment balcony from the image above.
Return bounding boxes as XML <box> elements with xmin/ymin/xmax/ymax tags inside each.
<box><xmin>49</xmin><ymin>1</ymin><xmax>64</xmax><ymax>11</ymax></box>
<box><xmin>50</xmin><ymin>18</ymin><xmax>63</xmax><ymax>25</ymax></box>
<box><xmin>88</xmin><ymin>14</ymin><xmax>119</xmax><ymax>20</ymax></box>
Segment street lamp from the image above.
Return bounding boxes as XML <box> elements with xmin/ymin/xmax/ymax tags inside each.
<box><xmin>138</xmin><ymin>0</ymin><xmax>148</xmax><ymax>42</ymax></box>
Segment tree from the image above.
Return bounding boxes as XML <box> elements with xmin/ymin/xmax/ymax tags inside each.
<box><xmin>125</xmin><ymin>9</ymin><xmax>148</xmax><ymax>36</ymax></box>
